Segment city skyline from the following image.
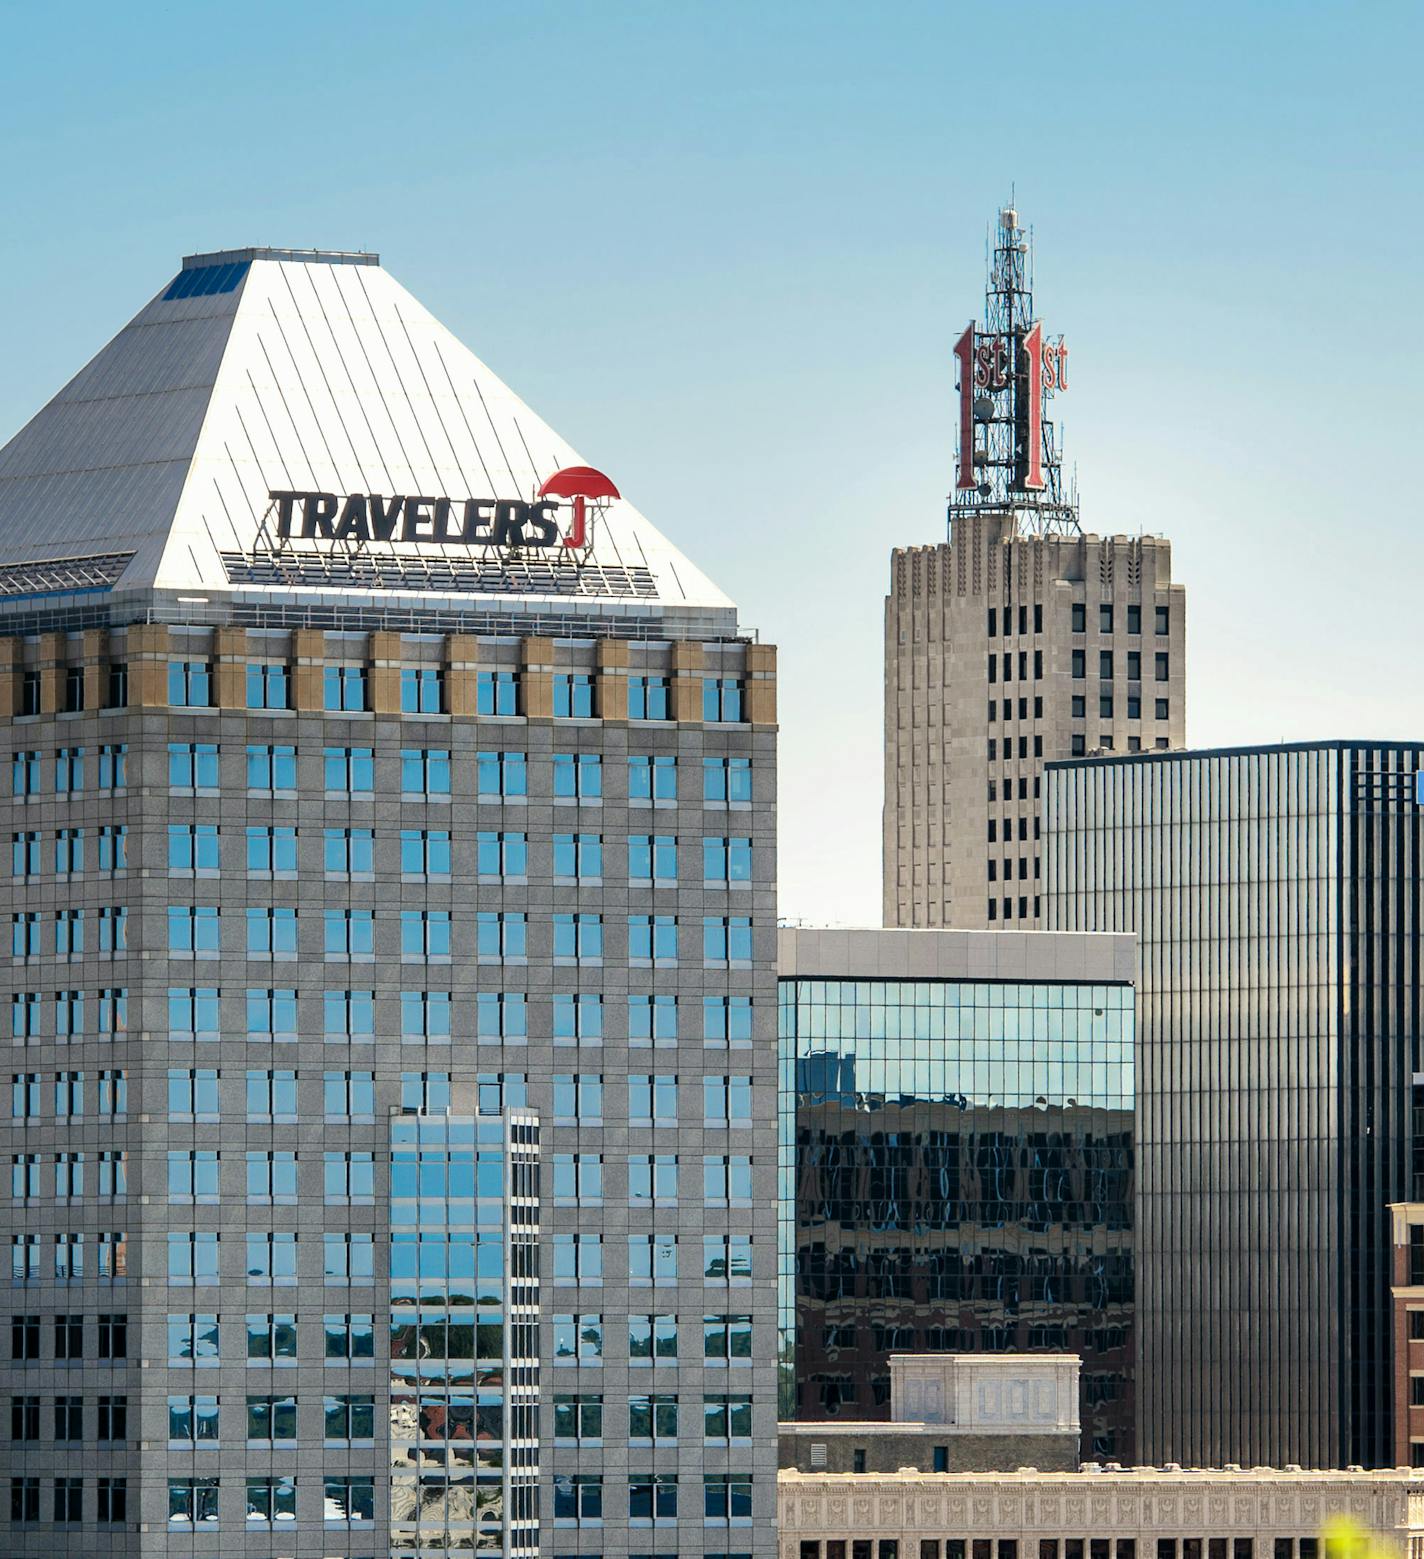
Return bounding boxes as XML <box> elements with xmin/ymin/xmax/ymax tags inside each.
<box><xmin>2</xmin><ymin>2</ymin><xmax>1420</xmax><ymax>924</ymax></box>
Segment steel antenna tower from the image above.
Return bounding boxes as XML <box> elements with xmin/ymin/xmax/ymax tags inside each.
<box><xmin>948</xmin><ymin>205</ymin><xmax>1079</xmax><ymax>540</ymax></box>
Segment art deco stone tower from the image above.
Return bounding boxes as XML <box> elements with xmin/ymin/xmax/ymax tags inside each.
<box><xmin>883</xmin><ymin>211</ymin><xmax>1185</xmax><ymax>929</ymax></box>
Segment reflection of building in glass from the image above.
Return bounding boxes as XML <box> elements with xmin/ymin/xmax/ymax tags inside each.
<box><xmin>779</xmin><ymin>928</ymin><xmax>1135</xmax><ymax>1459</ymax></box>
<box><xmin>1047</xmin><ymin>741</ymin><xmax>1424</xmax><ymax>1470</ymax></box>
<box><xmin>388</xmin><ymin>1110</ymin><xmax>540</xmax><ymax>1553</ymax></box>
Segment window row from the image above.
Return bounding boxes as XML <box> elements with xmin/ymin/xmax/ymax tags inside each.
<box><xmin>9</xmin><ymin>746</ymin><xmax>124</xmax><ymax>796</ymax></box>
<box><xmin>8</xmin><ymin>1312</ymin><xmax>126</xmax><ymax>1361</ymax></box>
<box><xmin>6</xmin><ymin>742</ymin><xmax>754</xmax><ymax>801</ymax></box>
<box><xmin>986</xmin><ymin>605</ymin><xmax>1044</xmax><ymax>638</ymax></box>
<box><xmin>9</xmin><ymin>1071</ymin><xmax>125</xmax><ymax>1118</ymax></box>
<box><xmin>1068</xmin><ymin>734</ymin><xmax>1170</xmax><ymax>756</ymax></box>
<box><xmin>986</xmin><ymin>650</ymin><xmax>1043</xmax><ymax>684</ymax></box>
<box><xmin>555</xmin><ymin>1311</ymin><xmax>754</xmax><ymax>1366</ymax></box>
<box><xmin>166</xmin><ymin>1228</ymin><xmax>754</xmax><ymax>1290</ymax></box>
<box><xmin>160</xmin><ymin>1069</ymin><xmax>754</xmax><ymax>1125</ymax></box>
<box><xmin>164</xmin><ymin>1231</ymin><xmax>375</xmax><ymax>1285</ymax></box>
<box><xmin>10</xmin><ymin>827</ymin><xmax>126</xmax><ymax>878</ymax></box>
<box><xmin>7</xmin><ymin>1476</ymin><xmax>126</xmax><ymax>1527</ymax></box>
<box><xmin>1070</xmin><ymin>650</ymin><xmax>1170</xmax><ymax>681</ymax></box>
<box><xmin>11</xmin><ymin>661</ymin><xmax>126</xmax><ymax>717</ymax></box>
<box><xmin>985</xmin><ymin>855</ymin><xmax>1039</xmax><ymax>883</ymax></box>
<box><xmin>11</xmin><ymin>1151</ymin><xmax>126</xmax><ymax>1201</ymax></box>
<box><xmin>550</xmin><ymin>1233</ymin><xmax>755</xmax><ymax>1285</ymax></box>
<box><xmin>987</xmin><ymin>697</ymin><xmax>1043</xmax><ymax>723</ymax></box>
<box><xmin>158</xmin><ymin>1392</ymin><xmax>376</xmax><ymax>1445</ymax></box>
<box><xmin>553</xmin><ymin>1471</ymin><xmax>754</xmax><ymax>1524</ymax></box>
<box><xmin>985</xmin><ymin>736</ymin><xmax>1042</xmax><ymax>761</ymax></box>
<box><xmin>554</xmin><ymin>1390</ymin><xmax>751</xmax><ymax>1443</ymax></box>
<box><xmin>1069</xmin><ymin>601</ymin><xmax>1171</xmax><ymax>635</ymax></box>
<box><xmin>8</xmin><ymin>987</ymin><xmax>754</xmax><ymax>1047</ymax></box>
<box><xmin>161</xmin><ymin>907</ymin><xmax>759</xmax><ymax>965</ymax></box>
<box><xmin>164</xmin><ymin>1474</ymin><xmax>373</xmax><ymax>1527</ymax></box>
<box><xmin>986</xmin><ymin>817</ymin><xmax>1040</xmax><ymax>844</ymax></box>
<box><xmin>164</xmin><ymin>1147</ymin><xmax>369</xmax><ymax>1203</ymax></box>
<box><xmin>172</xmin><ymin>744</ymin><xmax>752</xmax><ymax>801</ymax></box>
<box><xmin>1070</xmin><ymin>694</ymin><xmax>1170</xmax><ymax>722</ymax></box>
<box><xmin>10</xmin><ymin>909</ymin><xmax>127</xmax><ymax>960</ymax></box>
<box><xmin>167</xmin><ymin>658</ymin><xmax>750</xmax><ymax>722</ymax></box>
<box><xmin>986</xmin><ymin>895</ymin><xmax>1042</xmax><ymax>923</ymax></box>
<box><xmin>160</xmin><ymin>1147</ymin><xmax>754</xmax><ymax>1205</ymax></box>
<box><xmin>9</xmin><ymin>1393</ymin><xmax>127</xmax><ymax>1442</ymax></box>
<box><xmin>165</xmin><ymin>1311</ymin><xmax>371</xmax><ymax>1365</ymax></box>
<box><xmin>160</xmin><ymin>824</ymin><xmax>758</xmax><ymax>883</ymax></box>
<box><xmin>9</xmin><ymin>1232</ymin><xmax>126</xmax><ymax>1282</ymax></box>
<box><xmin>160</xmin><ymin>1148</ymin><xmax>753</xmax><ymax>1206</ymax></box>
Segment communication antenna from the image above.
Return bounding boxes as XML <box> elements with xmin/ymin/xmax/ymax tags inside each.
<box><xmin>948</xmin><ymin>203</ymin><xmax>1079</xmax><ymax>541</ymax></box>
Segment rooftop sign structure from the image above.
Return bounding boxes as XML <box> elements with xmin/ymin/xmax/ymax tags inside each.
<box><xmin>0</xmin><ymin>247</ymin><xmax>734</xmax><ymax>635</ymax></box>
<box><xmin>950</xmin><ymin>207</ymin><xmax>1078</xmax><ymax>538</ymax></box>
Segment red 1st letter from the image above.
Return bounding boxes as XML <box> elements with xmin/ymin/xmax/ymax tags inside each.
<box><xmin>954</xmin><ymin>323</ymin><xmax>977</xmax><ymax>490</ymax></box>
<box><xmin>1020</xmin><ymin>322</ymin><xmax>1045</xmax><ymax>491</ymax></box>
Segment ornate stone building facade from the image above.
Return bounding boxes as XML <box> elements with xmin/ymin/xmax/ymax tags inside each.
<box><xmin>779</xmin><ymin>1467</ymin><xmax>1424</xmax><ymax>1557</ymax></box>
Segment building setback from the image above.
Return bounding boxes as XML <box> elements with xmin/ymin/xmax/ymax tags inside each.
<box><xmin>1045</xmin><ymin>742</ymin><xmax>1424</xmax><ymax>1469</ymax></box>
<box><xmin>0</xmin><ymin>247</ymin><xmax>779</xmax><ymax>1557</ymax></box>
<box><xmin>778</xmin><ymin>928</ymin><xmax>1136</xmax><ymax>1460</ymax></box>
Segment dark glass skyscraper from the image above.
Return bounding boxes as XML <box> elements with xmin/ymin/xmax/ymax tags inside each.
<box><xmin>778</xmin><ymin>928</ymin><xmax>1136</xmax><ymax>1459</ymax></box>
<box><xmin>1045</xmin><ymin>741</ymin><xmax>1424</xmax><ymax>1469</ymax></box>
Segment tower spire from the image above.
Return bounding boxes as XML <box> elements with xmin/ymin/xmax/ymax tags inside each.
<box><xmin>950</xmin><ymin>204</ymin><xmax>1078</xmax><ymax>538</ymax></box>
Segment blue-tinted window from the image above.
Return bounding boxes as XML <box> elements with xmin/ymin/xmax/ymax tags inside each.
<box><xmin>477</xmin><ymin>671</ymin><xmax>519</xmax><ymax>716</ymax></box>
<box><xmin>477</xmin><ymin>750</ymin><xmax>526</xmax><ymax>797</ymax></box>
<box><xmin>168</xmin><ymin>662</ymin><xmax>213</xmax><ymax>708</ymax></box>
<box><xmin>629</xmin><ymin>755</ymin><xmax>676</xmax><ymax>802</ymax></box>
<box><xmin>553</xmin><ymin>674</ymin><xmax>595</xmax><ymax>718</ymax></box>
<box><xmin>325</xmin><ymin>747</ymin><xmax>374</xmax><ymax>793</ymax></box>
<box><xmin>400</xmin><ymin>748</ymin><xmax>451</xmax><ymax>797</ymax></box>
<box><xmin>629</xmin><ymin>677</ymin><xmax>670</xmax><ymax>721</ymax></box>
<box><xmin>702</xmin><ymin>678</ymin><xmax>744</xmax><ymax>722</ymax></box>
<box><xmin>553</xmin><ymin>752</ymin><xmax>602</xmax><ymax>799</ymax></box>
<box><xmin>400</xmin><ymin>667</ymin><xmax>444</xmax><ymax>714</ymax></box>
<box><xmin>324</xmin><ymin>665</ymin><xmax>368</xmax><ymax>713</ymax></box>
<box><xmin>245</xmin><ymin>664</ymin><xmax>290</xmax><ymax>710</ymax></box>
<box><xmin>163</xmin><ymin>260</ymin><xmax>250</xmax><ymax>301</ymax></box>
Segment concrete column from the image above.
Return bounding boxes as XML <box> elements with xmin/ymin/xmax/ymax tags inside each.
<box><xmin>521</xmin><ymin>637</ymin><xmax>553</xmax><ymax>719</ymax></box>
<box><xmin>596</xmin><ymin>638</ymin><xmax>629</xmax><ymax>723</ymax></box>
<box><xmin>213</xmin><ymin>627</ymin><xmax>248</xmax><ymax>710</ymax></box>
<box><xmin>670</xmin><ymin>640</ymin><xmax>704</xmax><ymax>723</ymax></box>
<box><xmin>745</xmin><ymin>643</ymin><xmax>777</xmax><ymax>727</ymax></box>
<box><xmin>445</xmin><ymin>634</ymin><xmax>479</xmax><ymax>717</ymax></box>
<box><xmin>126</xmin><ymin>624</ymin><xmax>172</xmax><ymax>708</ymax></box>
<box><xmin>369</xmin><ymin>630</ymin><xmax>401</xmax><ymax>715</ymax></box>
<box><xmin>79</xmin><ymin>630</ymin><xmax>107</xmax><ymax>712</ymax></box>
<box><xmin>0</xmin><ymin>638</ymin><xmax>18</xmax><ymax>719</ymax></box>
<box><xmin>36</xmin><ymin>633</ymin><xmax>64</xmax><ymax>715</ymax></box>
<box><xmin>291</xmin><ymin>629</ymin><xmax>325</xmax><ymax>712</ymax></box>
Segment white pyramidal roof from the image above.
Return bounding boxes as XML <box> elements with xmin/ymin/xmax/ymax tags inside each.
<box><xmin>0</xmin><ymin>247</ymin><xmax>735</xmax><ymax>629</ymax></box>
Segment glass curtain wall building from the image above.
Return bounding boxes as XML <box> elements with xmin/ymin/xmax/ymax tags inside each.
<box><xmin>1045</xmin><ymin>742</ymin><xmax>1424</xmax><ymax>1469</ymax></box>
<box><xmin>778</xmin><ymin>928</ymin><xmax>1136</xmax><ymax>1458</ymax></box>
<box><xmin>0</xmin><ymin>247</ymin><xmax>779</xmax><ymax>1558</ymax></box>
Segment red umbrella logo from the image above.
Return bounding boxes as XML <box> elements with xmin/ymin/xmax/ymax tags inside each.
<box><xmin>537</xmin><ymin>465</ymin><xmax>621</xmax><ymax>550</ymax></box>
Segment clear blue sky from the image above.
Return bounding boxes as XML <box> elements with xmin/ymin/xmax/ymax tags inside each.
<box><xmin>2</xmin><ymin>1</ymin><xmax>1420</xmax><ymax>922</ymax></box>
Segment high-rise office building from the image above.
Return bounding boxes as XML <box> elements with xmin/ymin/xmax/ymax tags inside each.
<box><xmin>0</xmin><ymin>247</ymin><xmax>778</xmax><ymax>1557</ymax></box>
<box><xmin>1045</xmin><ymin>741</ymin><xmax>1424</xmax><ymax>1469</ymax></box>
<box><xmin>883</xmin><ymin>210</ymin><xmax>1186</xmax><ymax>931</ymax></box>
<box><xmin>778</xmin><ymin>927</ymin><xmax>1136</xmax><ymax>1459</ymax></box>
